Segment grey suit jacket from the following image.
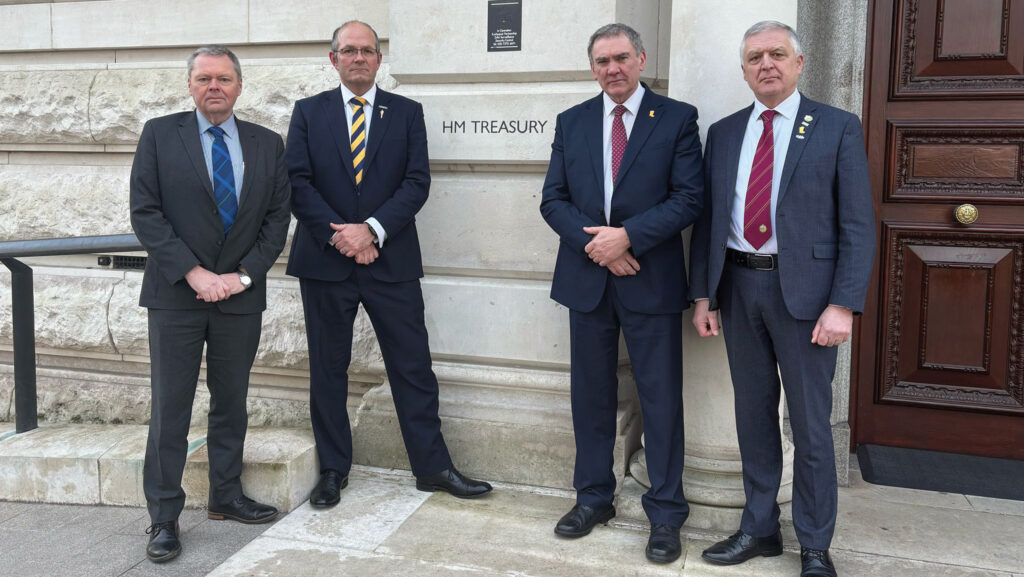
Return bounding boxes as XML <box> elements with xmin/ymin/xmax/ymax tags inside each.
<box><xmin>129</xmin><ymin>111</ymin><xmax>291</xmax><ymax>314</ymax></box>
<box><xmin>689</xmin><ymin>94</ymin><xmax>875</xmax><ymax>320</ymax></box>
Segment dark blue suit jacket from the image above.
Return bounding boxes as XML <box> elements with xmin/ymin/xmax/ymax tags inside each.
<box><xmin>689</xmin><ymin>94</ymin><xmax>875</xmax><ymax>320</ymax></box>
<box><xmin>540</xmin><ymin>85</ymin><xmax>704</xmax><ymax>314</ymax></box>
<box><xmin>286</xmin><ymin>87</ymin><xmax>428</xmax><ymax>283</ymax></box>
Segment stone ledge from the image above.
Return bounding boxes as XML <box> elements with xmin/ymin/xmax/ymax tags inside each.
<box><xmin>0</xmin><ymin>424</ymin><xmax>317</xmax><ymax>513</ymax></box>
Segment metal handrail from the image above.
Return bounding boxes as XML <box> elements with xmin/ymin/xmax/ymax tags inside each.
<box><xmin>1</xmin><ymin>234</ymin><xmax>143</xmax><ymax>433</ymax></box>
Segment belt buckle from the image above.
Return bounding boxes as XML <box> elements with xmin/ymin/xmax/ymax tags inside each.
<box><xmin>750</xmin><ymin>253</ymin><xmax>775</xmax><ymax>270</ymax></box>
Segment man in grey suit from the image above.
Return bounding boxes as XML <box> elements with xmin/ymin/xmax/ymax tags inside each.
<box><xmin>689</xmin><ymin>21</ymin><xmax>874</xmax><ymax>577</ymax></box>
<box><xmin>130</xmin><ymin>45</ymin><xmax>291</xmax><ymax>563</ymax></box>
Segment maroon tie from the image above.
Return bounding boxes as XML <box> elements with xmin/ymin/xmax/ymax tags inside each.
<box><xmin>611</xmin><ymin>104</ymin><xmax>628</xmax><ymax>182</ymax></box>
<box><xmin>744</xmin><ymin>109</ymin><xmax>776</xmax><ymax>250</ymax></box>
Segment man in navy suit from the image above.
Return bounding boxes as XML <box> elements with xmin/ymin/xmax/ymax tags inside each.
<box><xmin>540</xmin><ymin>23</ymin><xmax>703</xmax><ymax>564</ymax></box>
<box><xmin>286</xmin><ymin>20</ymin><xmax>491</xmax><ymax>506</ymax></box>
<box><xmin>690</xmin><ymin>21</ymin><xmax>875</xmax><ymax>577</ymax></box>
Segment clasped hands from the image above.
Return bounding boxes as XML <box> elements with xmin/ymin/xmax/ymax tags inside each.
<box><xmin>583</xmin><ymin>226</ymin><xmax>639</xmax><ymax>277</ymax></box>
<box><xmin>330</xmin><ymin>222</ymin><xmax>378</xmax><ymax>265</ymax></box>
<box><xmin>185</xmin><ymin>266</ymin><xmax>246</xmax><ymax>303</ymax></box>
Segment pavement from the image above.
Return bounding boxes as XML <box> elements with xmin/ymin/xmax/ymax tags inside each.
<box><xmin>1</xmin><ymin>461</ymin><xmax>1022</xmax><ymax>577</ymax></box>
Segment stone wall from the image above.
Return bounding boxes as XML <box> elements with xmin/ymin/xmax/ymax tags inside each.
<box><xmin>0</xmin><ymin>0</ymin><xmax>868</xmax><ymax>497</ymax></box>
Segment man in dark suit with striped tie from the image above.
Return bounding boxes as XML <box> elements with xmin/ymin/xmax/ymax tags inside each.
<box><xmin>690</xmin><ymin>21</ymin><xmax>875</xmax><ymax>577</ymax></box>
<box><xmin>130</xmin><ymin>45</ymin><xmax>291</xmax><ymax>563</ymax></box>
<box><xmin>286</xmin><ymin>20</ymin><xmax>492</xmax><ymax>508</ymax></box>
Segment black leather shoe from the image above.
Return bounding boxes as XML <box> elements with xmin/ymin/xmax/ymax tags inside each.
<box><xmin>701</xmin><ymin>529</ymin><xmax>783</xmax><ymax>565</ymax></box>
<box><xmin>145</xmin><ymin>520</ymin><xmax>181</xmax><ymax>563</ymax></box>
<box><xmin>553</xmin><ymin>503</ymin><xmax>616</xmax><ymax>538</ymax></box>
<box><xmin>415</xmin><ymin>467</ymin><xmax>492</xmax><ymax>499</ymax></box>
<box><xmin>801</xmin><ymin>548</ymin><xmax>837</xmax><ymax>577</ymax></box>
<box><xmin>207</xmin><ymin>495</ymin><xmax>278</xmax><ymax>524</ymax></box>
<box><xmin>310</xmin><ymin>470</ymin><xmax>348</xmax><ymax>508</ymax></box>
<box><xmin>646</xmin><ymin>524</ymin><xmax>682</xmax><ymax>564</ymax></box>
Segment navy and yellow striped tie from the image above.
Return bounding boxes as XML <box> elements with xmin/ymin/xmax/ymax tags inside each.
<box><xmin>350</xmin><ymin>96</ymin><xmax>367</xmax><ymax>185</ymax></box>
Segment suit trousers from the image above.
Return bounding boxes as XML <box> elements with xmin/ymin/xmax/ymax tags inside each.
<box><xmin>144</xmin><ymin>307</ymin><xmax>262</xmax><ymax>523</ymax></box>
<box><xmin>300</xmin><ymin>268</ymin><xmax>452</xmax><ymax>478</ymax></box>
<box><xmin>718</xmin><ymin>261</ymin><xmax>839</xmax><ymax>550</ymax></box>
<box><xmin>569</xmin><ymin>277</ymin><xmax>688</xmax><ymax>528</ymax></box>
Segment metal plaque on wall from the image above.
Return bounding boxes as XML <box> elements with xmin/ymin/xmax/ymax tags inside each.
<box><xmin>488</xmin><ymin>0</ymin><xmax>522</xmax><ymax>52</ymax></box>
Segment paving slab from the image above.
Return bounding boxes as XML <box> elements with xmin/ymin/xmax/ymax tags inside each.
<box><xmin>834</xmin><ymin>492</ymin><xmax>1024</xmax><ymax>574</ymax></box>
<box><xmin>966</xmin><ymin>494</ymin><xmax>1024</xmax><ymax>517</ymax></box>
<box><xmin>261</xmin><ymin>469</ymin><xmax>430</xmax><ymax>551</ymax></box>
<box><xmin>206</xmin><ymin>537</ymin><xmax>503</xmax><ymax>577</ymax></box>
<box><xmin>379</xmin><ymin>485</ymin><xmax>683</xmax><ymax>577</ymax></box>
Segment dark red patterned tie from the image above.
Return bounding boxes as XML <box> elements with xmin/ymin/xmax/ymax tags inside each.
<box><xmin>744</xmin><ymin>109</ymin><xmax>776</xmax><ymax>250</ymax></box>
<box><xmin>611</xmin><ymin>105</ymin><xmax>627</xmax><ymax>182</ymax></box>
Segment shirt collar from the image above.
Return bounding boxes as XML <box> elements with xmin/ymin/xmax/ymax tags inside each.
<box><xmin>603</xmin><ymin>83</ymin><xmax>645</xmax><ymax>118</ymax></box>
<box><xmin>196</xmin><ymin>110</ymin><xmax>239</xmax><ymax>140</ymax></box>
<box><xmin>752</xmin><ymin>90</ymin><xmax>801</xmax><ymax>121</ymax></box>
<box><xmin>341</xmin><ymin>83</ymin><xmax>377</xmax><ymax>108</ymax></box>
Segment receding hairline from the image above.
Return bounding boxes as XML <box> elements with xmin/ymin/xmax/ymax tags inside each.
<box><xmin>739</xmin><ymin>20</ymin><xmax>804</xmax><ymax>62</ymax></box>
<box><xmin>331</xmin><ymin>20</ymin><xmax>381</xmax><ymax>53</ymax></box>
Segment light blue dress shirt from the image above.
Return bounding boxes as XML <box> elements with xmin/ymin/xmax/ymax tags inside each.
<box><xmin>196</xmin><ymin>110</ymin><xmax>244</xmax><ymax>202</ymax></box>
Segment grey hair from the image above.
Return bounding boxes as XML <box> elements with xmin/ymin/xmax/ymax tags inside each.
<box><xmin>739</xmin><ymin>20</ymin><xmax>804</xmax><ymax>61</ymax></box>
<box><xmin>187</xmin><ymin>45</ymin><xmax>242</xmax><ymax>81</ymax></box>
<box><xmin>331</xmin><ymin>20</ymin><xmax>381</xmax><ymax>54</ymax></box>
<box><xmin>587</xmin><ymin>23</ymin><xmax>644</xmax><ymax>62</ymax></box>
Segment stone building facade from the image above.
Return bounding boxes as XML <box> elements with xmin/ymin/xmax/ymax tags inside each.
<box><xmin>0</xmin><ymin>0</ymin><xmax>866</xmax><ymax>528</ymax></box>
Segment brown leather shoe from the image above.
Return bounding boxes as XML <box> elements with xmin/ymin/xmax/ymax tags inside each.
<box><xmin>207</xmin><ymin>495</ymin><xmax>278</xmax><ymax>524</ymax></box>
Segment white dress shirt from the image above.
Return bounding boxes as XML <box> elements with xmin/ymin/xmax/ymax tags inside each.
<box><xmin>602</xmin><ymin>85</ymin><xmax>645</xmax><ymax>223</ymax></box>
<box><xmin>726</xmin><ymin>90</ymin><xmax>801</xmax><ymax>254</ymax></box>
<box><xmin>340</xmin><ymin>83</ymin><xmax>386</xmax><ymax>245</ymax></box>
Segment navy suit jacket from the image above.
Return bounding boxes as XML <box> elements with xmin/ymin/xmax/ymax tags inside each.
<box><xmin>286</xmin><ymin>87</ymin><xmax>428</xmax><ymax>283</ymax></box>
<box><xmin>689</xmin><ymin>94</ymin><xmax>875</xmax><ymax>320</ymax></box>
<box><xmin>129</xmin><ymin>111</ymin><xmax>292</xmax><ymax>314</ymax></box>
<box><xmin>540</xmin><ymin>85</ymin><xmax>704</xmax><ymax>314</ymax></box>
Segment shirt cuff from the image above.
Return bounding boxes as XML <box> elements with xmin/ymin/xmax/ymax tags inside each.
<box><xmin>365</xmin><ymin>217</ymin><xmax>387</xmax><ymax>247</ymax></box>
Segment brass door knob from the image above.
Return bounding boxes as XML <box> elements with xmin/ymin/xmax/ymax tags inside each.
<box><xmin>954</xmin><ymin>203</ymin><xmax>979</xmax><ymax>225</ymax></box>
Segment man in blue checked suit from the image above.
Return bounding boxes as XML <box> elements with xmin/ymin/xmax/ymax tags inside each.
<box><xmin>286</xmin><ymin>20</ymin><xmax>492</xmax><ymax>507</ymax></box>
<box><xmin>540</xmin><ymin>23</ymin><xmax>703</xmax><ymax>565</ymax></box>
<box><xmin>690</xmin><ymin>22</ymin><xmax>875</xmax><ymax>577</ymax></box>
<box><xmin>130</xmin><ymin>45</ymin><xmax>291</xmax><ymax>563</ymax></box>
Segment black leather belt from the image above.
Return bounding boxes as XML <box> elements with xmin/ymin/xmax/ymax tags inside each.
<box><xmin>726</xmin><ymin>248</ymin><xmax>778</xmax><ymax>270</ymax></box>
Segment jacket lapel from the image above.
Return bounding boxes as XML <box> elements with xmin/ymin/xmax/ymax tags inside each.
<box><xmin>722</xmin><ymin>105</ymin><xmax>753</xmax><ymax>216</ymax></box>
<box><xmin>178</xmin><ymin>113</ymin><xmax>215</xmax><ymax>203</ymax></box>
<box><xmin>777</xmin><ymin>94</ymin><xmax>817</xmax><ymax>206</ymax></box>
<box><xmin>583</xmin><ymin>95</ymin><xmax>605</xmax><ymax>194</ymax></box>
<box><xmin>614</xmin><ymin>85</ymin><xmax>660</xmax><ymax>186</ymax></box>
<box><xmin>235</xmin><ymin>120</ymin><xmax>259</xmax><ymax>213</ymax></box>
<box><xmin>364</xmin><ymin>88</ymin><xmax>391</xmax><ymax>172</ymax></box>
<box><xmin>322</xmin><ymin>89</ymin><xmax>356</xmax><ymax>185</ymax></box>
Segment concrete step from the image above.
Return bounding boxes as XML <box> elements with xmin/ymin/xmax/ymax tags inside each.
<box><xmin>0</xmin><ymin>424</ymin><xmax>317</xmax><ymax>513</ymax></box>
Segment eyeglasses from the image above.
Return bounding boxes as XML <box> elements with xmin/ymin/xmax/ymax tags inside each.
<box><xmin>335</xmin><ymin>47</ymin><xmax>378</xmax><ymax>59</ymax></box>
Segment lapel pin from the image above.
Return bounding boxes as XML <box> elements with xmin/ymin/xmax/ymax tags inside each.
<box><xmin>798</xmin><ymin>126</ymin><xmax>806</xmax><ymax>134</ymax></box>
<box><xmin>649</xmin><ymin>110</ymin><xmax>655</xmax><ymax>118</ymax></box>
<box><xmin>378</xmin><ymin>105</ymin><xmax>388</xmax><ymax>119</ymax></box>
<box><xmin>795</xmin><ymin>134</ymin><xmax>805</xmax><ymax>139</ymax></box>
<box><xmin>804</xmin><ymin>114</ymin><xmax>813</xmax><ymax>122</ymax></box>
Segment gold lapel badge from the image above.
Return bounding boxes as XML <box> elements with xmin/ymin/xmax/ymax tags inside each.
<box><xmin>798</xmin><ymin>126</ymin><xmax>806</xmax><ymax>134</ymax></box>
<box><xmin>649</xmin><ymin>110</ymin><xmax>655</xmax><ymax>117</ymax></box>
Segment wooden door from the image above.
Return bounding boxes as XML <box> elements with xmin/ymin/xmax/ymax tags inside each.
<box><xmin>854</xmin><ymin>0</ymin><xmax>1024</xmax><ymax>459</ymax></box>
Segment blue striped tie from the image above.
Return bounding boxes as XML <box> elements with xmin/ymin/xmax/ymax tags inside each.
<box><xmin>350</xmin><ymin>96</ymin><xmax>367</xmax><ymax>185</ymax></box>
<box><xmin>208</xmin><ymin>125</ymin><xmax>238</xmax><ymax>236</ymax></box>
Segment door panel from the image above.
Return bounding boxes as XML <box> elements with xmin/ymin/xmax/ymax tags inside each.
<box><xmin>854</xmin><ymin>0</ymin><xmax>1024</xmax><ymax>459</ymax></box>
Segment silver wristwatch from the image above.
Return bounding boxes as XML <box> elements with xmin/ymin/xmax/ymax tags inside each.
<box><xmin>237</xmin><ymin>270</ymin><xmax>252</xmax><ymax>290</ymax></box>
